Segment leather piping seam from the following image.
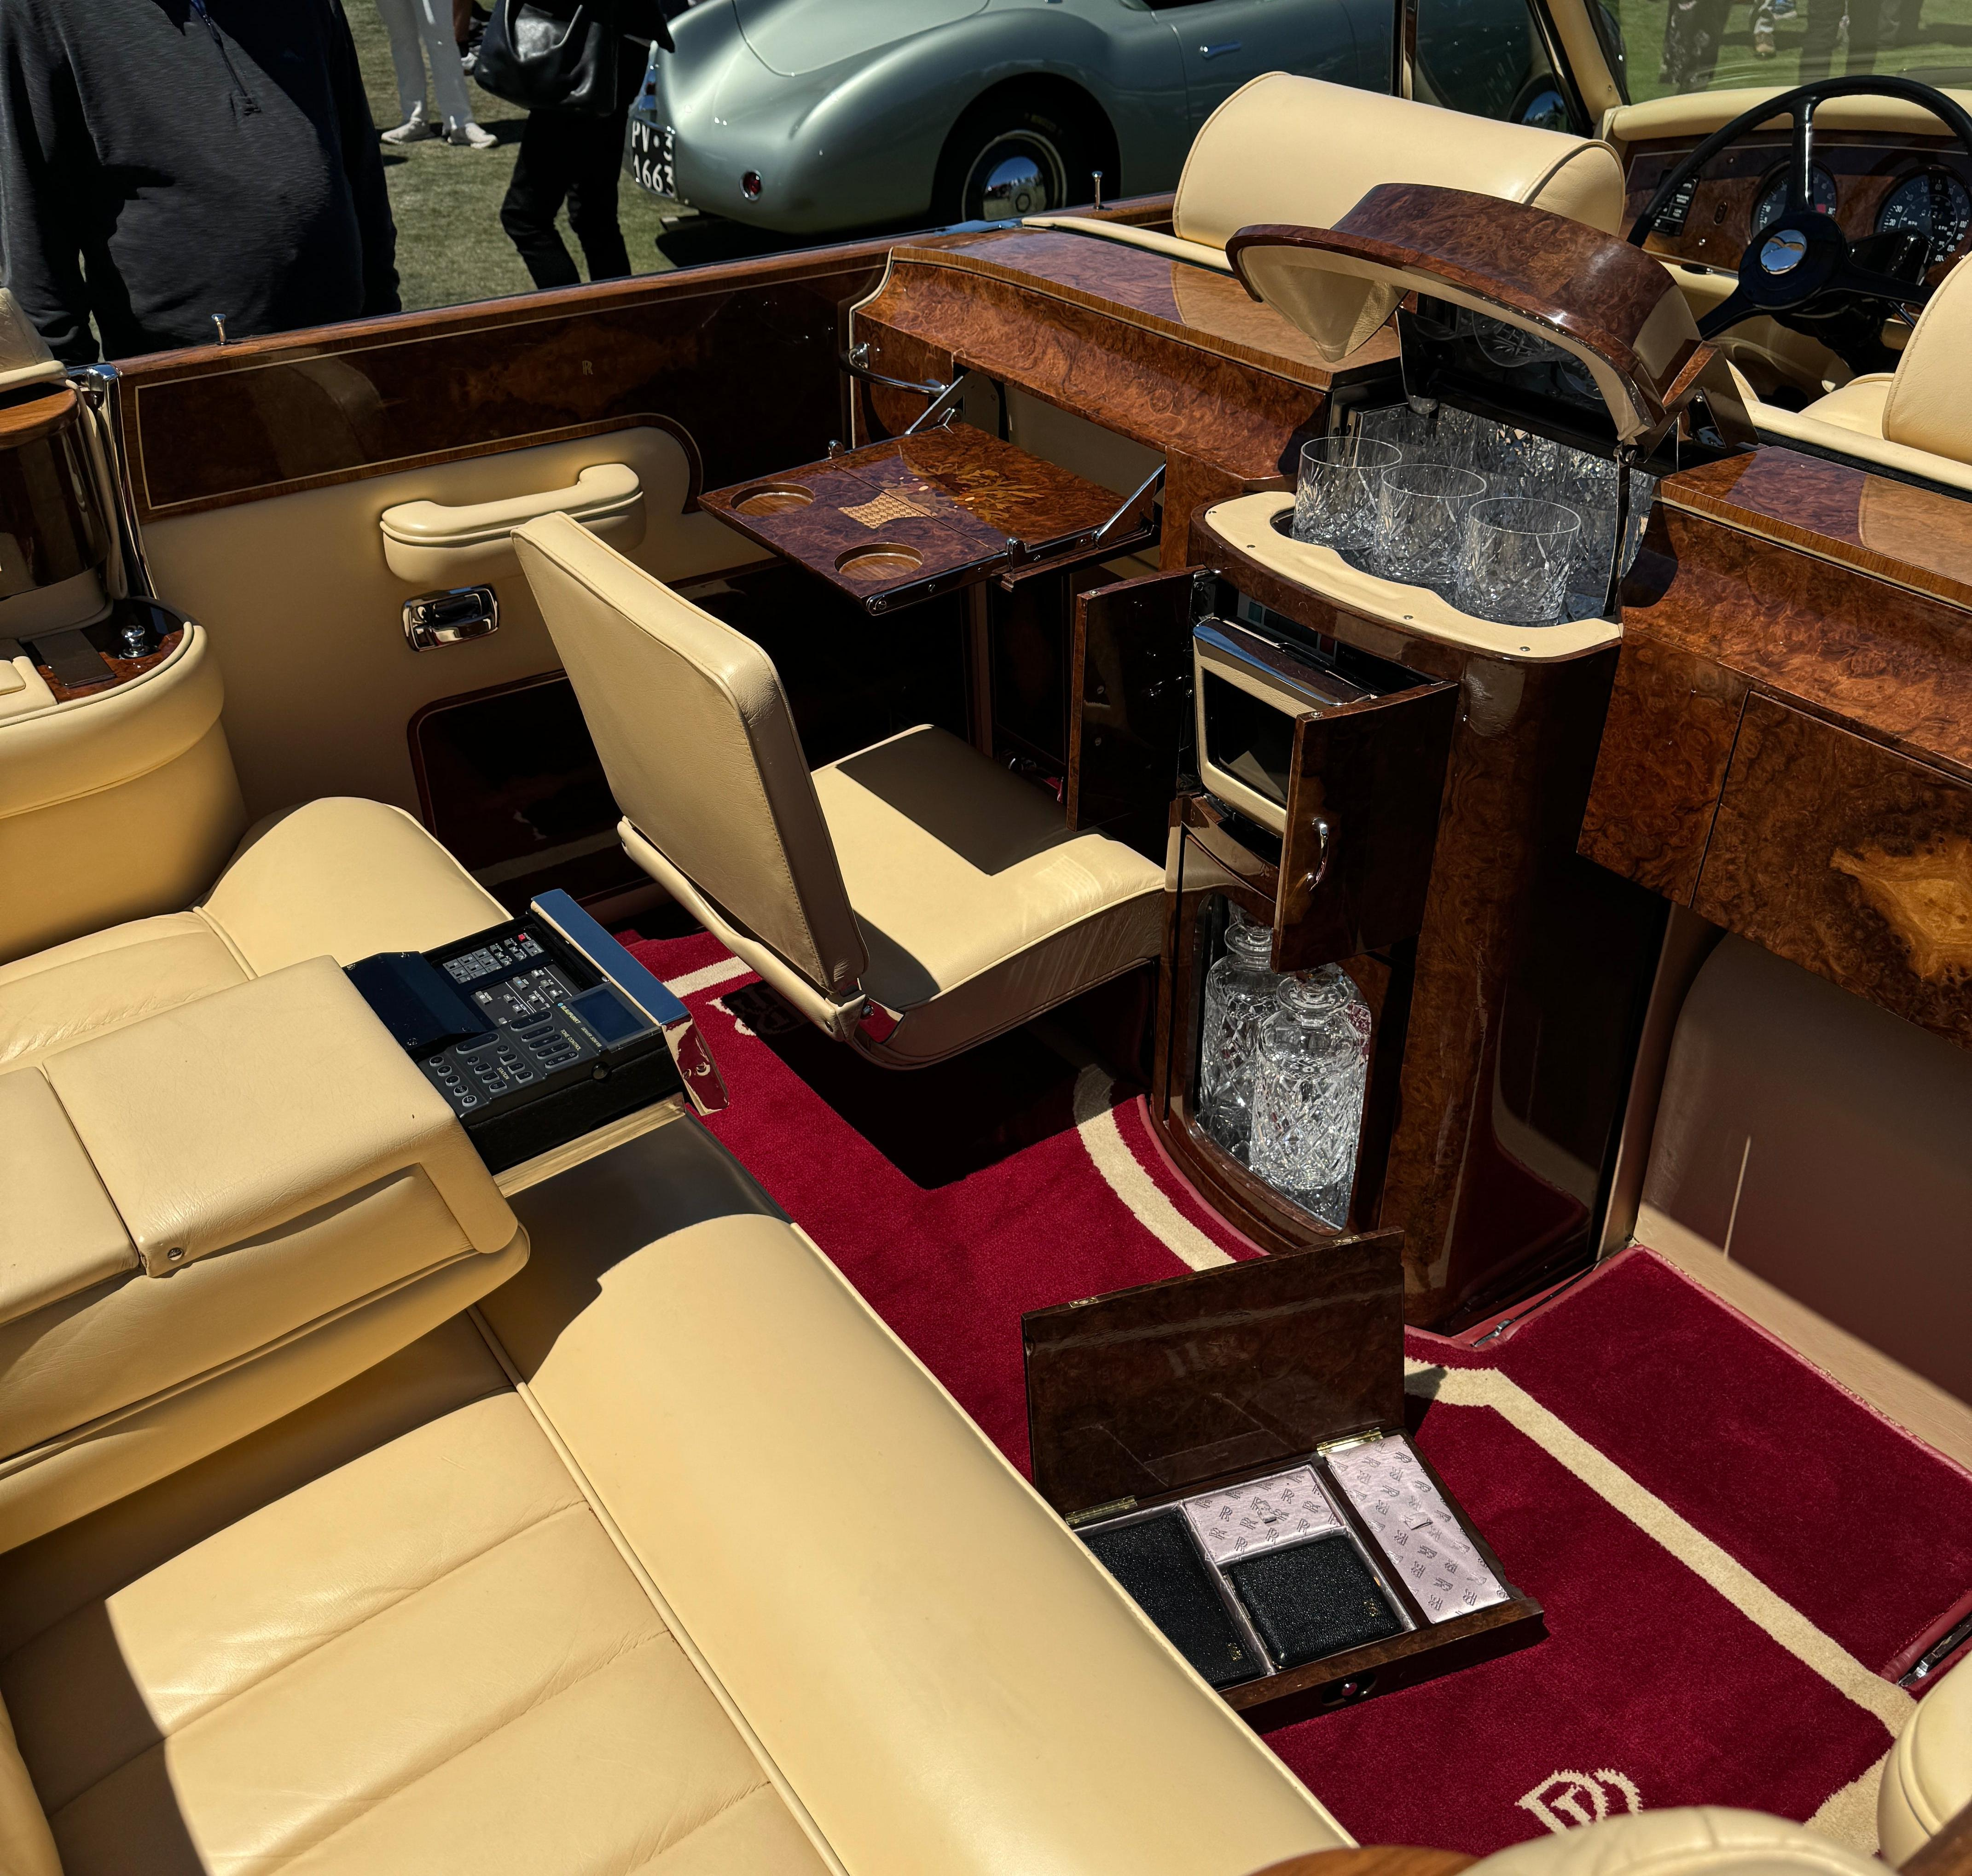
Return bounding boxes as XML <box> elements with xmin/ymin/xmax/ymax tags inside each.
<box><xmin>463</xmin><ymin>1303</ymin><xmax>852</xmax><ymax>1876</ymax></box>
<box><xmin>0</xmin><ymin>1240</ymin><xmax>503</xmax><ymax>1476</ymax></box>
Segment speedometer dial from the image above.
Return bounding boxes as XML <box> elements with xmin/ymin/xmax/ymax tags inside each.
<box><xmin>1876</xmin><ymin>170</ymin><xmax>1972</xmax><ymax>268</ymax></box>
<box><xmin>1753</xmin><ymin>165</ymin><xmax>1839</xmax><ymax>233</ymax></box>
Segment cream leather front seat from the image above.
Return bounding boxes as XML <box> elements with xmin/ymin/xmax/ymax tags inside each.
<box><xmin>514</xmin><ymin>511</ymin><xmax>1165</xmax><ymax>1068</ymax></box>
<box><xmin>1879</xmin><ymin>1653</ymin><xmax>1972</xmax><ymax>1864</ymax></box>
<box><xmin>1739</xmin><ymin>252</ymin><xmax>1972</xmax><ymax>492</ymax></box>
<box><xmin>1029</xmin><ymin>72</ymin><xmax>1627</xmax><ymax>271</ymax></box>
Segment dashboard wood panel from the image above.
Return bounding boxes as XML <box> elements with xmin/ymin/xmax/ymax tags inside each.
<box><xmin>1626</xmin><ymin>131</ymin><xmax>1972</xmax><ymax>278</ymax></box>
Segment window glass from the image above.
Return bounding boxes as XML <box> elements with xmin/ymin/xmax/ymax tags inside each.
<box><xmin>1607</xmin><ymin>0</ymin><xmax>1972</xmax><ymax>99</ymax></box>
<box><xmin>1412</xmin><ymin>0</ymin><xmax>1577</xmax><ymax>125</ymax></box>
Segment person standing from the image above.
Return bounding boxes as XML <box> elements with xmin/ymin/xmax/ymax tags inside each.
<box><xmin>495</xmin><ymin>0</ymin><xmax>669</xmax><ymax>290</ymax></box>
<box><xmin>0</xmin><ymin>0</ymin><xmax>398</xmax><ymax>364</ymax></box>
<box><xmin>376</xmin><ymin>0</ymin><xmax>495</xmax><ymax>145</ymax></box>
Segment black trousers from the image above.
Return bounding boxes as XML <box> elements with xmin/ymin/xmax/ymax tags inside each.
<box><xmin>499</xmin><ymin>104</ymin><xmax>632</xmax><ymax>290</ymax></box>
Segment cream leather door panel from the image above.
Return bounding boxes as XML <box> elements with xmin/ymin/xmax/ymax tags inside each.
<box><xmin>380</xmin><ymin>461</ymin><xmax>645</xmax><ymax>584</ymax></box>
<box><xmin>142</xmin><ymin>427</ymin><xmax>755</xmax><ymax>821</ymax></box>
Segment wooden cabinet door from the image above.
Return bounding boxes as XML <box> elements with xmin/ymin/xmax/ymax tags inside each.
<box><xmin>1068</xmin><ymin>566</ymin><xmax>1207</xmax><ymax>858</ymax></box>
<box><xmin>1276</xmin><ymin>681</ymin><xmax>1460</xmax><ymax>973</ymax></box>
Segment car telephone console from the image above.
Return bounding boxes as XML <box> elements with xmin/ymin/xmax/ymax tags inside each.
<box><xmin>348</xmin><ymin>890</ymin><xmax>726</xmax><ymax>1174</ymax></box>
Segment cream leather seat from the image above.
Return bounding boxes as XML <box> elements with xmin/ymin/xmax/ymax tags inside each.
<box><xmin>0</xmin><ymin>1120</ymin><xmax>1348</xmax><ymax>1876</ymax></box>
<box><xmin>514</xmin><ymin>511</ymin><xmax>1165</xmax><ymax>1068</ymax></box>
<box><xmin>0</xmin><ymin>794</ymin><xmax>506</xmax><ymax>1076</ymax></box>
<box><xmin>0</xmin><ymin>796</ymin><xmax>529</xmax><ymax>1557</ymax></box>
<box><xmin>1879</xmin><ymin>1654</ymin><xmax>1972</xmax><ymax>1864</ymax></box>
<box><xmin>1028</xmin><ymin>72</ymin><xmax>1626</xmax><ymax>272</ymax></box>
<box><xmin>1740</xmin><ymin>253</ymin><xmax>1972</xmax><ymax>493</ymax></box>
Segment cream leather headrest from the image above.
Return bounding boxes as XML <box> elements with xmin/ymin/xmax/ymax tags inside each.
<box><xmin>0</xmin><ymin>292</ymin><xmax>64</xmax><ymax>394</ymax></box>
<box><xmin>1172</xmin><ymin>74</ymin><xmax>1627</xmax><ymax>252</ymax></box>
<box><xmin>1882</xmin><ymin>257</ymin><xmax>1972</xmax><ymax>466</ymax></box>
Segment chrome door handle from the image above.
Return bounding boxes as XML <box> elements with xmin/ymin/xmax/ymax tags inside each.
<box><xmin>404</xmin><ymin>585</ymin><xmax>498</xmax><ymax>651</ymax></box>
<box><xmin>1199</xmin><ymin>39</ymin><xmax>1243</xmax><ymax>56</ymax></box>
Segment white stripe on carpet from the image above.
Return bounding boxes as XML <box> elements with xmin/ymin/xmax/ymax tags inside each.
<box><xmin>1807</xmin><ymin>1754</ymin><xmax>1888</xmax><ymax>1854</ymax></box>
<box><xmin>1073</xmin><ymin>1066</ymin><xmax>1232</xmax><ymax>1272</ymax></box>
<box><xmin>1408</xmin><ymin>1359</ymin><xmax>1914</xmax><ymax>1736</ymax></box>
<box><xmin>665</xmin><ymin>956</ymin><xmax>753</xmax><ymax>999</ymax></box>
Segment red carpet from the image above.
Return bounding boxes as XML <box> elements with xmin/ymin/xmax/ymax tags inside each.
<box><xmin>625</xmin><ymin>929</ymin><xmax>1969</xmax><ymax>1854</ymax></box>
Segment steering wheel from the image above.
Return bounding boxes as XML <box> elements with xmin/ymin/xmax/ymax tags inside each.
<box><xmin>1627</xmin><ymin>77</ymin><xmax>1972</xmax><ymax>360</ymax></box>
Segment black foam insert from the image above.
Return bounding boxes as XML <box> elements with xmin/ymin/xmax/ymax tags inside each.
<box><xmin>1226</xmin><ymin>1535</ymin><xmax>1403</xmax><ymax>1669</ymax></box>
<box><xmin>1083</xmin><ymin>1512</ymin><xmax>1261</xmax><ymax>1689</ymax></box>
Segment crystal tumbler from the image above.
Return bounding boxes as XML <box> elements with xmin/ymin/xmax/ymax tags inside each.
<box><xmin>1292</xmin><ymin>436</ymin><xmax>1402</xmax><ymax>552</ymax></box>
<box><xmin>1373</xmin><ymin>463</ymin><xmax>1487</xmax><ymax>586</ymax></box>
<box><xmin>1456</xmin><ymin>495</ymin><xmax>1583</xmax><ymax>624</ymax></box>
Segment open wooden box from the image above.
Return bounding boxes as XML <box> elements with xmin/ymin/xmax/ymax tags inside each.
<box><xmin>1024</xmin><ymin>1231</ymin><xmax>1543</xmax><ymax>1725</ymax></box>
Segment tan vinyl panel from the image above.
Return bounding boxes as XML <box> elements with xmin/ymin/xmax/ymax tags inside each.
<box><xmin>1</xmin><ymin>1388</ymin><xmax>823</xmax><ymax>1876</ymax></box>
<box><xmin>1879</xmin><ymin>1657</ymin><xmax>1972</xmax><ymax>1865</ymax></box>
<box><xmin>0</xmin><ymin>627</ymin><xmax>247</xmax><ymax>964</ymax></box>
<box><xmin>501</xmin><ymin>1213</ymin><xmax>1351</xmax><ymax>1876</ymax></box>
<box><xmin>1171</xmin><ymin>74</ymin><xmax>1626</xmax><ymax>250</ymax></box>
<box><xmin>0</xmin><ymin>1069</ymin><xmax>135</xmax><ymax>1326</ymax></box>
<box><xmin>200</xmin><ymin>796</ymin><xmax>505</xmax><ymax>973</ymax></box>
<box><xmin>140</xmin><ymin>426</ymin><xmax>756</xmax><ymax>819</ymax></box>
<box><xmin>810</xmin><ymin>725</ymin><xmax>1164</xmax><ymax>1066</ymax></box>
<box><xmin>1641</xmin><ymin>935</ymin><xmax>1972</xmax><ymax>1406</ymax></box>
<box><xmin>515</xmin><ymin>511</ymin><xmax>868</xmax><ymax>1000</ymax></box>
<box><xmin>43</xmin><ymin>956</ymin><xmax>516</xmax><ymax>1271</ymax></box>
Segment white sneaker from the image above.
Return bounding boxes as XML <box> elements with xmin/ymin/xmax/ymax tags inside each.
<box><xmin>383</xmin><ymin>103</ymin><xmax>435</xmax><ymax>144</ymax></box>
<box><xmin>447</xmin><ymin>121</ymin><xmax>498</xmax><ymax>150</ymax></box>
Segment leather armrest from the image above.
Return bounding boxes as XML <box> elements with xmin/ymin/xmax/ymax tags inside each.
<box><xmin>43</xmin><ymin>956</ymin><xmax>515</xmax><ymax>1275</ymax></box>
<box><xmin>0</xmin><ymin>1069</ymin><xmax>135</xmax><ymax>1326</ymax></box>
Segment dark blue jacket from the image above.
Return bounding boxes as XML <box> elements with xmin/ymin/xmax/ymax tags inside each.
<box><xmin>0</xmin><ymin>0</ymin><xmax>398</xmax><ymax>362</ymax></box>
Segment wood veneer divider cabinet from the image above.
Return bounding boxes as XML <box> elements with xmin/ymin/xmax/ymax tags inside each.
<box><xmin>1582</xmin><ymin>451</ymin><xmax>1972</xmax><ymax>1051</ymax></box>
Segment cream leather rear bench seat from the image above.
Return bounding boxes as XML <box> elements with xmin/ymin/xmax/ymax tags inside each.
<box><xmin>1026</xmin><ymin>72</ymin><xmax>1627</xmax><ymax>270</ymax></box>
<box><xmin>0</xmin><ymin>1120</ymin><xmax>1348</xmax><ymax>1876</ymax></box>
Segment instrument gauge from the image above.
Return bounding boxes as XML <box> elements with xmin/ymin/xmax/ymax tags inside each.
<box><xmin>1875</xmin><ymin>169</ymin><xmax>1972</xmax><ymax>268</ymax></box>
<box><xmin>1753</xmin><ymin>165</ymin><xmax>1839</xmax><ymax>234</ymax></box>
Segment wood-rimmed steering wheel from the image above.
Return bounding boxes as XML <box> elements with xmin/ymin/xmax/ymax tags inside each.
<box><xmin>1626</xmin><ymin>76</ymin><xmax>1972</xmax><ymax>358</ymax></box>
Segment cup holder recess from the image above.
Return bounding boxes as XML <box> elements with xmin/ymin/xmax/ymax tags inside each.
<box><xmin>732</xmin><ymin>483</ymin><xmax>814</xmax><ymax>516</ymax></box>
<box><xmin>835</xmin><ymin>543</ymin><xmax>922</xmax><ymax>581</ymax></box>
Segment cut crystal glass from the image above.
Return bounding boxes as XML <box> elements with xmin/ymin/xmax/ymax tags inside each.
<box><xmin>1247</xmin><ymin>965</ymin><xmax>1373</xmax><ymax>1228</ymax></box>
<box><xmin>1197</xmin><ymin>917</ymin><xmax>1280</xmax><ymax>1161</ymax></box>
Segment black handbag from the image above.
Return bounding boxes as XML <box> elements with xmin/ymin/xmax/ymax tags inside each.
<box><xmin>475</xmin><ymin>0</ymin><xmax>621</xmax><ymax>117</ymax></box>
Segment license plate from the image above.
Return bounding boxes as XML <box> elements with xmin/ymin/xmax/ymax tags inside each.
<box><xmin>625</xmin><ymin>118</ymin><xmax>675</xmax><ymax>199</ymax></box>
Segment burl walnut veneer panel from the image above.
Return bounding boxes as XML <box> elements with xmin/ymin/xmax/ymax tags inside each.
<box><xmin>1694</xmin><ymin>695</ymin><xmax>1972</xmax><ymax>1046</ymax></box>
<box><xmin>118</xmin><ymin>245</ymin><xmax>892</xmax><ymax>519</ymax></box>
<box><xmin>851</xmin><ymin>243</ymin><xmax>1394</xmax><ymax>485</ymax></box>
<box><xmin>1579</xmin><ymin>632</ymin><xmax>1750</xmax><ymax>903</ymax></box>
<box><xmin>1660</xmin><ymin>447</ymin><xmax>1972</xmax><ymax>615</ymax></box>
<box><xmin>1229</xmin><ymin>186</ymin><xmax>1702</xmax><ymax>427</ymax></box>
<box><xmin>1617</xmin><ymin>498</ymin><xmax>1972</xmax><ymax>785</ymax></box>
<box><xmin>701</xmin><ymin>428</ymin><xmax>1131</xmax><ymax>612</ymax></box>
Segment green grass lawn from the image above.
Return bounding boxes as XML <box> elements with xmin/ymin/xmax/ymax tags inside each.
<box><xmin>1610</xmin><ymin>0</ymin><xmax>1972</xmax><ymax>100</ymax></box>
<box><xmin>345</xmin><ymin>2</ymin><xmax>677</xmax><ymax>313</ymax></box>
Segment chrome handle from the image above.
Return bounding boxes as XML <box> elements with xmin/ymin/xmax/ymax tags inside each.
<box><xmin>404</xmin><ymin>585</ymin><xmax>498</xmax><ymax>651</ymax></box>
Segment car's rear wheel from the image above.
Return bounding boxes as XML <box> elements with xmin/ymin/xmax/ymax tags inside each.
<box><xmin>934</xmin><ymin>96</ymin><xmax>1099</xmax><ymax>226</ymax></box>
